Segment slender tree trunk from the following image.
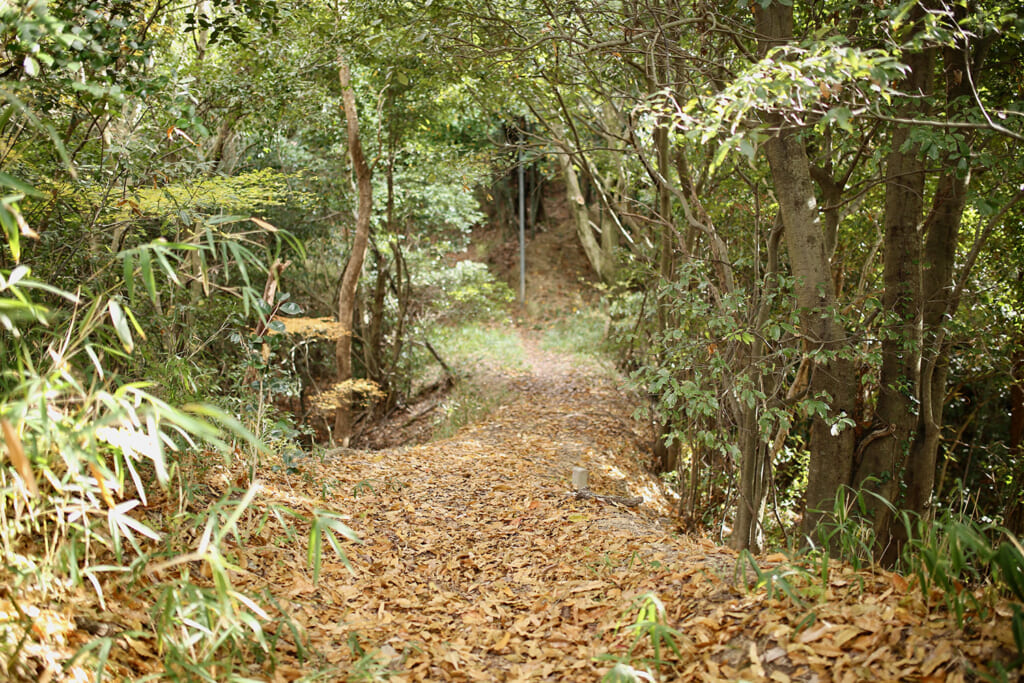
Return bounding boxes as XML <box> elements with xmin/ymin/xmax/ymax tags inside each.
<box><xmin>853</xmin><ymin>33</ymin><xmax>932</xmax><ymax>559</ymax></box>
<box><xmin>733</xmin><ymin>366</ymin><xmax>769</xmax><ymax>552</ymax></box>
<box><xmin>900</xmin><ymin>27</ymin><xmax>986</xmax><ymax>525</ymax></box>
<box><xmin>904</xmin><ymin>172</ymin><xmax>966</xmax><ymax>509</ymax></box>
<box><xmin>767</xmin><ymin>124</ymin><xmax>858</xmax><ymax>540</ymax></box>
<box><xmin>1008</xmin><ymin>338</ymin><xmax>1024</xmax><ymax>537</ymax></box>
<box><xmin>731</xmin><ymin>218</ymin><xmax>784</xmax><ymax>552</ymax></box>
<box><xmin>363</xmin><ymin>144</ymin><xmax>397</xmax><ymax>395</ymax></box>
<box><xmin>333</xmin><ymin>56</ymin><xmax>373</xmax><ymax>446</ymax></box>
<box><xmin>207</xmin><ymin>113</ymin><xmax>239</xmax><ymax>174</ymax></box>
<box><xmin>555</xmin><ymin>148</ymin><xmax>612</xmax><ymax>281</ymax></box>
<box><xmin>653</xmin><ymin>123</ymin><xmax>675</xmax><ymax>333</ymax></box>
<box><xmin>755</xmin><ymin>2</ymin><xmax>857</xmax><ymax>539</ymax></box>
<box><xmin>1012</xmin><ymin>342</ymin><xmax>1024</xmax><ymax>459</ymax></box>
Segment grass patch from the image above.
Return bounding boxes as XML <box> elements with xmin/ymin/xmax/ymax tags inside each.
<box><xmin>428</xmin><ymin>323</ymin><xmax>526</xmax><ymax>438</ymax></box>
<box><xmin>433</xmin><ymin>322</ymin><xmax>528</xmax><ymax>371</ymax></box>
<box><xmin>541</xmin><ymin>308</ymin><xmax>608</xmax><ymax>358</ymax></box>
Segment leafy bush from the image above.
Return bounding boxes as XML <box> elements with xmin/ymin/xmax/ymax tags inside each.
<box><xmin>412</xmin><ymin>256</ymin><xmax>515</xmax><ymax>324</ymax></box>
<box><xmin>0</xmin><ymin>228</ymin><xmax>353</xmax><ymax>679</ymax></box>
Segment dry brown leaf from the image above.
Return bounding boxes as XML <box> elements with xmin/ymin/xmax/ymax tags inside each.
<box><xmin>1</xmin><ymin>418</ymin><xmax>37</xmax><ymax>497</ymax></box>
<box><xmin>797</xmin><ymin>623</ymin><xmax>832</xmax><ymax>644</ymax></box>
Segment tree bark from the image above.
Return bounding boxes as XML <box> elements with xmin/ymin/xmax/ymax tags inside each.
<box><xmin>333</xmin><ymin>56</ymin><xmax>373</xmax><ymax>446</ymax></box>
<box><xmin>1012</xmin><ymin>341</ymin><xmax>1024</xmax><ymax>459</ymax></box>
<box><xmin>901</xmin><ymin>23</ymin><xmax>986</xmax><ymax>524</ymax></box>
<box><xmin>852</xmin><ymin>43</ymin><xmax>931</xmax><ymax>547</ymax></box>
<box><xmin>555</xmin><ymin>148</ymin><xmax>613</xmax><ymax>282</ymax></box>
<box><xmin>755</xmin><ymin>1</ymin><xmax>857</xmax><ymax>540</ymax></box>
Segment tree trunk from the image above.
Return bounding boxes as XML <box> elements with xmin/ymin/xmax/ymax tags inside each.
<box><xmin>903</xmin><ymin>172</ymin><xmax>966</xmax><ymax>510</ymax></box>
<box><xmin>853</xmin><ymin>33</ymin><xmax>933</xmax><ymax>559</ymax></box>
<box><xmin>1012</xmin><ymin>342</ymin><xmax>1024</xmax><ymax>459</ymax></box>
<box><xmin>333</xmin><ymin>56</ymin><xmax>373</xmax><ymax>446</ymax></box>
<box><xmin>732</xmin><ymin>375</ymin><xmax>769</xmax><ymax>552</ymax></box>
<box><xmin>555</xmin><ymin>148</ymin><xmax>613</xmax><ymax>282</ymax></box>
<box><xmin>653</xmin><ymin>123</ymin><xmax>675</xmax><ymax>333</ymax></box>
<box><xmin>731</xmin><ymin>218</ymin><xmax>784</xmax><ymax>552</ymax></box>
<box><xmin>900</xmin><ymin>26</ymin><xmax>984</xmax><ymax>525</ymax></box>
<box><xmin>773</xmin><ymin>130</ymin><xmax>858</xmax><ymax>540</ymax></box>
<box><xmin>755</xmin><ymin>2</ymin><xmax>857</xmax><ymax>539</ymax></box>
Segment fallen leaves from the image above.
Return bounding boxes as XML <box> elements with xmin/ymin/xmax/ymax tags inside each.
<box><xmin>6</xmin><ymin>331</ymin><xmax>1021</xmax><ymax>681</ymax></box>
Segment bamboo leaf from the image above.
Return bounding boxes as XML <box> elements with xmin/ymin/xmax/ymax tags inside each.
<box><xmin>1</xmin><ymin>418</ymin><xmax>38</xmax><ymax>497</ymax></box>
<box><xmin>107</xmin><ymin>297</ymin><xmax>134</xmax><ymax>352</ymax></box>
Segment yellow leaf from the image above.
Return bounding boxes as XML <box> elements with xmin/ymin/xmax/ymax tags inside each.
<box><xmin>1</xmin><ymin>418</ymin><xmax>37</xmax><ymax>497</ymax></box>
<box><xmin>492</xmin><ymin>629</ymin><xmax>512</xmax><ymax>652</ymax></box>
<box><xmin>251</xmin><ymin>216</ymin><xmax>278</xmax><ymax>232</ymax></box>
<box><xmin>88</xmin><ymin>461</ymin><xmax>116</xmax><ymax>508</ymax></box>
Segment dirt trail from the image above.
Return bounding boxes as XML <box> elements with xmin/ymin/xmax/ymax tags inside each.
<box><xmin>256</xmin><ymin>328</ymin><xmax>707</xmax><ymax>681</ymax></box>
<box><xmin>234</xmin><ymin>327</ymin><xmax>1013</xmax><ymax>682</ymax></box>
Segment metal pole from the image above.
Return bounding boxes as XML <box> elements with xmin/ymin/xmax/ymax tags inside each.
<box><xmin>518</xmin><ymin>134</ymin><xmax>526</xmax><ymax>305</ymax></box>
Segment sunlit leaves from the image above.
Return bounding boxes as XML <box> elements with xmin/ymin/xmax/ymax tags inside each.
<box><xmin>107</xmin><ymin>297</ymin><xmax>134</xmax><ymax>353</ymax></box>
<box><xmin>679</xmin><ymin>41</ymin><xmax>908</xmax><ymax>171</ymax></box>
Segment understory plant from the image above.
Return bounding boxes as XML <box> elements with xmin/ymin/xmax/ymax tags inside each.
<box><xmin>740</xmin><ymin>485</ymin><xmax>1024</xmax><ymax>677</ymax></box>
<box><xmin>0</xmin><ymin>227</ymin><xmax>356</xmax><ymax>679</ymax></box>
<box><xmin>597</xmin><ymin>592</ymin><xmax>686</xmax><ymax>682</ymax></box>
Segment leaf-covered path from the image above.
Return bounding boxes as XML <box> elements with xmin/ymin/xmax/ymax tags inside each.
<box><xmin>254</xmin><ymin>331</ymin><xmax>691</xmax><ymax>680</ymax></box>
<box><xmin>221</xmin><ymin>328</ymin><xmax>1013</xmax><ymax>681</ymax></box>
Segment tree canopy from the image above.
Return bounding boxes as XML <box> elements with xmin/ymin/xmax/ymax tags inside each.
<box><xmin>2</xmin><ymin>0</ymin><xmax>1024</xmax><ymax>678</ymax></box>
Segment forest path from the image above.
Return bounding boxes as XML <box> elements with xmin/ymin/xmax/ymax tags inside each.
<box><xmin>242</xmin><ymin>326</ymin><xmax>1010</xmax><ymax>682</ymax></box>
<box><xmin>256</xmin><ymin>327</ymin><xmax>714</xmax><ymax>681</ymax></box>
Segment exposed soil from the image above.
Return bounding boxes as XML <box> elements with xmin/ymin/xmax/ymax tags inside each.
<box><xmin>471</xmin><ymin>181</ymin><xmax>601</xmax><ymax>320</ymax></box>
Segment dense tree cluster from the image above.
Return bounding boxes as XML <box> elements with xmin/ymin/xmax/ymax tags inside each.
<box><xmin>2</xmin><ymin>0</ymin><xmax>1023</xmax><ymax>676</ymax></box>
<box><xmin>415</xmin><ymin>0</ymin><xmax>1024</xmax><ymax>556</ymax></box>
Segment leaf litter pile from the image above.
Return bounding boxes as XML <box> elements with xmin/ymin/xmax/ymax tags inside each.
<box><xmin>7</xmin><ymin>331</ymin><xmax>1021</xmax><ymax>682</ymax></box>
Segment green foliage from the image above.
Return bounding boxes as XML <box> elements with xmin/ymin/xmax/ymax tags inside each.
<box><xmin>810</xmin><ymin>484</ymin><xmax>889</xmax><ymax>572</ymax></box>
<box><xmin>0</xmin><ymin>255</ymin><xmax>279</xmax><ymax>678</ymax></box>
<box><xmin>384</xmin><ymin>151</ymin><xmax>490</xmax><ymax>244</ymax></box>
<box><xmin>598</xmin><ymin>592</ymin><xmax>686</xmax><ymax>681</ymax></box>
<box><xmin>620</xmin><ymin>262</ymin><xmax>813</xmax><ymax>490</ymax></box>
<box><xmin>898</xmin><ymin>508</ymin><xmax>1024</xmax><ymax>633</ymax></box>
<box><xmin>417</xmin><ymin>258</ymin><xmax>514</xmax><ymax>323</ymax></box>
<box><xmin>307</xmin><ymin>510</ymin><xmax>360</xmax><ymax>583</ymax></box>
<box><xmin>676</xmin><ymin>38</ymin><xmax>908</xmax><ymax>170</ymax></box>
<box><xmin>735</xmin><ymin>549</ymin><xmax>811</xmax><ymax>608</ymax></box>
<box><xmin>108</xmin><ymin>169</ymin><xmax>312</xmax><ymax>220</ymax></box>
<box><xmin>0</xmin><ymin>8</ymin><xmax>343</xmax><ymax>671</ymax></box>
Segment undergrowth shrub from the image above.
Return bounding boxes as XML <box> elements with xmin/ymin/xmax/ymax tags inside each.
<box><xmin>0</xmin><ymin>234</ymin><xmax>356</xmax><ymax>679</ymax></box>
<box><xmin>282</xmin><ymin>230</ymin><xmax>515</xmax><ymax>437</ymax></box>
<box><xmin>421</xmin><ymin>258</ymin><xmax>515</xmax><ymax>324</ymax></box>
<box><xmin>732</xmin><ymin>485</ymin><xmax>1024</xmax><ymax>679</ymax></box>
